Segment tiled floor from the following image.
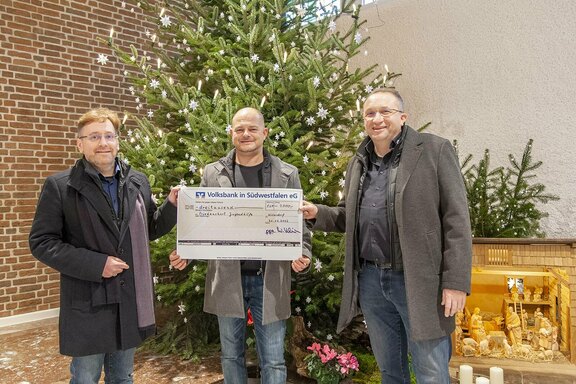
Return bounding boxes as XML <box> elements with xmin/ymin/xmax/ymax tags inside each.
<box><xmin>2</xmin><ymin>317</ymin><xmax>576</xmax><ymax>383</ymax></box>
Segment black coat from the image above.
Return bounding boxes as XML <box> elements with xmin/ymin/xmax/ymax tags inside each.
<box><xmin>29</xmin><ymin>159</ymin><xmax>177</xmax><ymax>356</ymax></box>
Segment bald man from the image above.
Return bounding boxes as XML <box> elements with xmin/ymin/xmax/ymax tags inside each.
<box><xmin>170</xmin><ymin>108</ymin><xmax>311</xmax><ymax>383</ymax></box>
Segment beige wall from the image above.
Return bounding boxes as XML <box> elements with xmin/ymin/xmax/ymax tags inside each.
<box><xmin>349</xmin><ymin>0</ymin><xmax>576</xmax><ymax>237</ymax></box>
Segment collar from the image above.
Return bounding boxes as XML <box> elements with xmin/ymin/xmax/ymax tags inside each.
<box><xmin>97</xmin><ymin>161</ymin><xmax>121</xmax><ymax>181</ymax></box>
<box><xmin>223</xmin><ymin>148</ymin><xmax>271</xmax><ymax>169</ymax></box>
<box><xmin>360</xmin><ymin>125</ymin><xmax>406</xmax><ymax>159</ymax></box>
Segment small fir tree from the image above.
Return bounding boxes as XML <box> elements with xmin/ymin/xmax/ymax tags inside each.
<box><xmin>456</xmin><ymin>139</ymin><xmax>559</xmax><ymax>238</ymax></box>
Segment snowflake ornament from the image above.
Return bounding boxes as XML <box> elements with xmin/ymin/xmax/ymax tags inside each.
<box><xmin>96</xmin><ymin>53</ymin><xmax>109</xmax><ymax>65</ymax></box>
<box><xmin>316</xmin><ymin>107</ymin><xmax>328</xmax><ymax>119</ymax></box>
<box><xmin>160</xmin><ymin>15</ymin><xmax>171</xmax><ymax>27</ymax></box>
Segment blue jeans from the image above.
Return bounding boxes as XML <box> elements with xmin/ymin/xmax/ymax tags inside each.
<box><xmin>218</xmin><ymin>274</ymin><xmax>287</xmax><ymax>384</ymax></box>
<box><xmin>69</xmin><ymin>348</ymin><xmax>135</xmax><ymax>384</ymax></box>
<box><xmin>358</xmin><ymin>264</ymin><xmax>451</xmax><ymax>384</ymax></box>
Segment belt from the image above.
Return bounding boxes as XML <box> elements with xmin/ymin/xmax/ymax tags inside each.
<box><xmin>361</xmin><ymin>259</ymin><xmax>392</xmax><ymax>269</ymax></box>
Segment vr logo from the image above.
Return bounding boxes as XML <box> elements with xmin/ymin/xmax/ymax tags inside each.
<box><xmin>195</xmin><ymin>191</ymin><xmax>206</xmax><ymax>198</ymax></box>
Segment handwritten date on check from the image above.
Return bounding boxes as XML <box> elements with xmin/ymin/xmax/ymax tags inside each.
<box><xmin>177</xmin><ymin>187</ymin><xmax>304</xmax><ymax>260</ymax></box>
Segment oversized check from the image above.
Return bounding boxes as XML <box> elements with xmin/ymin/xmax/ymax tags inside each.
<box><xmin>177</xmin><ymin>187</ymin><xmax>303</xmax><ymax>260</ymax></box>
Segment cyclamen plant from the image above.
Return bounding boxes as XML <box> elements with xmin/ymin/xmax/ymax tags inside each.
<box><xmin>305</xmin><ymin>342</ymin><xmax>359</xmax><ymax>383</ymax></box>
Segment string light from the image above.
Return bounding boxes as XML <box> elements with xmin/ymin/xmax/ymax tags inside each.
<box><xmin>108</xmin><ymin>28</ymin><xmax>114</xmax><ymax>45</ymax></box>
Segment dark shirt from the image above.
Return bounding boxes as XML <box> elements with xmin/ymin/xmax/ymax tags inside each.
<box><xmin>358</xmin><ymin>132</ymin><xmax>403</xmax><ymax>264</ymax></box>
<box><xmin>98</xmin><ymin>162</ymin><xmax>121</xmax><ymax>218</ymax></box>
<box><xmin>234</xmin><ymin>162</ymin><xmax>265</xmax><ymax>275</ymax></box>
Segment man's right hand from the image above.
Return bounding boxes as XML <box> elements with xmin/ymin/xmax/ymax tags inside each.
<box><xmin>169</xmin><ymin>249</ymin><xmax>187</xmax><ymax>270</ymax></box>
<box><xmin>102</xmin><ymin>256</ymin><xmax>129</xmax><ymax>278</ymax></box>
<box><xmin>300</xmin><ymin>200</ymin><xmax>318</xmax><ymax>220</ymax></box>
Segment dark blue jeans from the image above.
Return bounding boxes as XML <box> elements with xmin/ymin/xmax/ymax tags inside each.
<box><xmin>217</xmin><ymin>274</ymin><xmax>287</xmax><ymax>384</ymax></box>
<box><xmin>358</xmin><ymin>264</ymin><xmax>451</xmax><ymax>384</ymax></box>
<box><xmin>69</xmin><ymin>347</ymin><xmax>135</xmax><ymax>384</ymax></box>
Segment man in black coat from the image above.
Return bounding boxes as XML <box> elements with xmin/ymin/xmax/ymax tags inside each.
<box><xmin>29</xmin><ymin>108</ymin><xmax>179</xmax><ymax>383</ymax></box>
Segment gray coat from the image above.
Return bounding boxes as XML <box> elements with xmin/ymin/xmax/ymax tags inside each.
<box><xmin>200</xmin><ymin>150</ymin><xmax>312</xmax><ymax>324</ymax></box>
<box><xmin>313</xmin><ymin>126</ymin><xmax>472</xmax><ymax>340</ymax></box>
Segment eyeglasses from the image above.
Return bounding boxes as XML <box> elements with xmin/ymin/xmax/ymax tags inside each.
<box><xmin>78</xmin><ymin>133</ymin><xmax>119</xmax><ymax>142</ymax></box>
<box><xmin>364</xmin><ymin>108</ymin><xmax>403</xmax><ymax>120</ymax></box>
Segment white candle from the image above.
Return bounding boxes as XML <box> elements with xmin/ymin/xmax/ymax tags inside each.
<box><xmin>476</xmin><ymin>377</ymin><xmax>490</xmax><ymax>384</ymax></box>
<box><xmin>459</xmin><ymin>365</ymin><xmax>473</xmax><ymax>384</ymax></box>
<box><xmin>490</xmin><ymin>367</ymin><xmax>504</xmax><ymax>384</ymax></box>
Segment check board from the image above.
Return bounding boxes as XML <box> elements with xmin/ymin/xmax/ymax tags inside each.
<box><xmin>177</xmin><ymin>187</ymin><xmax>303</xmax><ymax>260</ymax></box>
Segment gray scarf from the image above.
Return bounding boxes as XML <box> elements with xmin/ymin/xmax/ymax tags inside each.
<box><xmin>77</xmin><ymin>192</ymin><xmax>155</xmax><ymax>331</ymax></box>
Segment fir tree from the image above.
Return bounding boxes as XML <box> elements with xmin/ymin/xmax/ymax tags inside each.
<box><xmin>99</xmin><ymin>0</ymin><xmax>398</xmax><ymax>355</ymax></box>
<box><xmin>457</xmin><ymin>139</ymin><xmax>559</xmax><ymax>238</ymax></box>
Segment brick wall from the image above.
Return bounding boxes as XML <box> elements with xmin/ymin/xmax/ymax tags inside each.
<box><xmin>0</xmin><ymin>0</ymin><xmax>154</xmax><ymax>318</ymax></box>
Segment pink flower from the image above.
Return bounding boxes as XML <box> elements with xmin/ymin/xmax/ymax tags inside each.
<box><xmin>337</xmin><ymin>352</ymin><xmax>360</xmax><ymax>373</ymax></box>
<box><xmin>306</xmin><ymin>342</ymin><xmax>359</xmax><ymax>380</ymax></box>
<box><xmin>319</xmin><ymin>347</ymin><xmax>337</xmax><ymax>364</ymax></box>
<box><xmin>307</xmin><ymin>342</ymin><xmax>321</xmax><ymax>353</ymax></box>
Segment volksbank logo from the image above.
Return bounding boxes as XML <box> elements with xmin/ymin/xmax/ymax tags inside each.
<box><xmin>195</xmin><ymin>191</ymin><xmax>206</xmax><ymax>198</ymax></box>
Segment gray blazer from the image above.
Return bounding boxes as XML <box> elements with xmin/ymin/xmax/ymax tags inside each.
<box><xmin>314</xmin><ymin>126</ymin><xmax>472</xmax><ymax>340</ymax></box>
<box><xmin>200</xmin><ymin>150</ymin><xmax>312</xmax><ymax>324</ymax></box>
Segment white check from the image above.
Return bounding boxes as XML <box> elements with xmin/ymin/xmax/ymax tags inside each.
<box><xmin>177</xmin><ymin>187</ymin><xmax>303</xmax><ymax>260</ymax></box>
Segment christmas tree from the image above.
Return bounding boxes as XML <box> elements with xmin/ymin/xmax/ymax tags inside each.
<box><xmin>99</xmin><ymin>0</ymin><xmax>398</xmax><ymax>356</ymax></box>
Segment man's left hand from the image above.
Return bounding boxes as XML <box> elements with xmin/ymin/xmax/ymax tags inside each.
<box><xmin>441</xmin><ymin>289</ymin><xmax>467</xmax><ymax>317</ymax></box>
<box><xmin>291</xmin><ymin>256</ymin><xmax>311</xmax><ymax>272</ymax></box>
<box><xmin>167</xmin><ymin>186</ymin><xmax>181</xmax><ymax>206</ymax></box>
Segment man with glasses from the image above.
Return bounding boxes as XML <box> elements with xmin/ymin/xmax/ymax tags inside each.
<box><xmin>301</xmin><ymin>89</ymin><xmax>472</xmax><ymax>383</ymax></box>
<box><xmin>29</xmin><ymin>108</ymin><xmax>179</xmax><ymax>383</ymax></box>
